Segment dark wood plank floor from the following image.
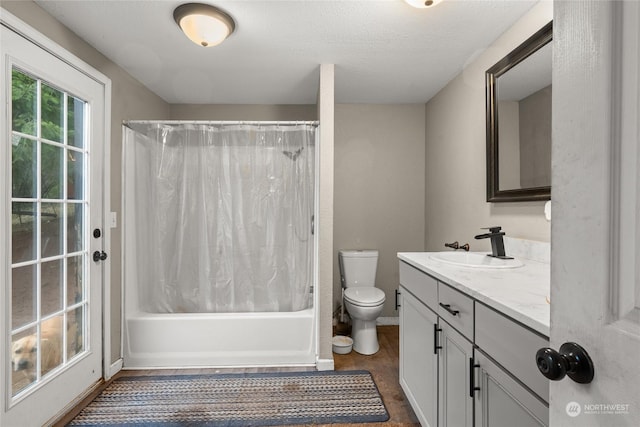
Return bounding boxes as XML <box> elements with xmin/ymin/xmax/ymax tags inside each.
<box><xmin>55</xmin><ymin>325</ymin><xmax>418</xmax><ymax>426</ymax></box>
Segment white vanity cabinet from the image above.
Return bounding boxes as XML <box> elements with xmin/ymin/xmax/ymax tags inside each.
<box><xmin>473</xmin><ymin>350</ymin><xmax>548</xmax><ymax>427</ymax></box>
<box><xmin>398</xmin><ymin>260</ymin><xmax>439</xmax><ymax>426</ymax></box>
<box><xmin>399</xmin><ymin>286</ymin><xmax>438</xmax><ymax>426</ymax></box>
<box><xmin>398</xmin><ymin>257</ymin><xmax>550</xmax><ymax>427</ymax></box>
<box><xmin>399</xmin><ymin>261</ymin><xmax>473</xmax><ymax>427</ymax></box>
<box><xmin>438</xmin><ymin>317</ymin><xmax>473</xmax><ymax>427</ymax></box>
<box><xmin>474</xmin><ymin>302</ymin><xmax>549</xmax><ymax>427</ymax></box>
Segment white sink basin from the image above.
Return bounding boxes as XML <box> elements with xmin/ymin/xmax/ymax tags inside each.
<box><xmin>430</xmin><ymin>252</ymin><xmax>523</xmax><ymax>269</ymax></box>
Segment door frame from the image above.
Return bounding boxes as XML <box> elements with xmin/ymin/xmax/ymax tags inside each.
<box><xmin>0</xmin><ymin>5</ymin><xmax>113</xmax><ymax>415</ymax></box>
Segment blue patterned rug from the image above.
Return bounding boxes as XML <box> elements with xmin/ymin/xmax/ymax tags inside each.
<box><xmin>68</xmin><ymin>370</ymin><xmax>389</xmax><ymax>426</ymax></box>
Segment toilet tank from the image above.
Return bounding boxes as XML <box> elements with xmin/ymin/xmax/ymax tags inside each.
<box><xmin>339</xmin><ymin>250</ymin><xmax>378</xmax><ymax>288</ymax></box>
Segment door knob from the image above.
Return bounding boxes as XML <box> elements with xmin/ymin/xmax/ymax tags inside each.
<box><xmin>93</xmin><ymin>251</ymin><xmax>108</xmax><ymax>262</ymax></box>
<box><xmin>536</xmin><ymin>342</ymin><xmax>594</xmax><ymax>384</ymax></box>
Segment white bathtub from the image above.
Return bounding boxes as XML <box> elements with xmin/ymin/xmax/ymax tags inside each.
<box><xmin>121</xmin><ymin>125</ymin><xmax>318</xmax><ymax>369</ymax></box>
<box><xmin>123</xmin><ymin>308</ymin><xmax>316</xmax><ymax>369</ymax></box>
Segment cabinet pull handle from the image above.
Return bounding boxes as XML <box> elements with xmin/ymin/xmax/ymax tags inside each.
<box><xmin>395</xmin><ymin>289</ymin><xmax>401</xmax><ymax>310</ymax></box>
<box><xmin>439</xmin><ymin>303</ymin><xmax>460</xmax><ymax>316</ymax></box>
<box><xmin>434</xmin><ymin>324</ymin><xmax>442</xmax><ymax>354</ymax></box>
<box><xmin>469</xmin><ymin>357</ymin><xmax>481</xmax><ymax>397</ymax></box>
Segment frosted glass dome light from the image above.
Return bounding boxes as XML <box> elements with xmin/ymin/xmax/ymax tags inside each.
<box><xmin>173</xmin><ymin>3</ymin><xmax>235</xmax><ymax>47</ymax></box>
<box><xmin>404</xmin><ymin>0</ymin><xmax>444</xmax><ymax>8</ymax></box>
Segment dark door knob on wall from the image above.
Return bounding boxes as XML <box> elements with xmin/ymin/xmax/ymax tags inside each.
<box><xmin>93</xmin><ymin>251</ymin><xmax>108</xmax><ymax>262</ymax></box>
<box><xmin>536</xmin><ymin>342</ymin><xmax>594</xmax><ymax>384</ymax></box>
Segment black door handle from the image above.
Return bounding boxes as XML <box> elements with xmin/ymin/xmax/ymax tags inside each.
<box><xmin>469</xmin><ymin>357</ymin><xmax>480</xmax><ymax>397</ymax></box>
<box><xmin>433</xmin><ymin>324</ymin><xmax>442</xmax><ymax>354</ymax></box>
<box><xmin>439</xmin><ymin>303</ymin><xmax>460</xmax><ymax>316</ymax></box>
<box><xmin>395</xmin><ymin>289</ymin><xmax>401</xmax><ymax>310</ymax></box>
<box><xmin>536</xmin><ymin>342</ymin><xmax>594</xmax><ymax>384</ymax></box>
<box><xmin>93</xmin><ymin>251</ymin><xmax>108</xmax><ymax>262</ymax></box>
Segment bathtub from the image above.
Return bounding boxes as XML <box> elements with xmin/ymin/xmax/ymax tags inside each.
<box><xmin>123</xmin><ymin>308</ymin><xmax>316</xmax><ymax>369</ymax></box>
<box><xmin>121</xmin><ymin>123</ymin><xmax>318</xmax><ymax>369</ymax></box>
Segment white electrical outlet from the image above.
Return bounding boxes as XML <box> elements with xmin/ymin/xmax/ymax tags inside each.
<box><xmin>544</xmin><ymin>201</ymin><xmax>551</xmax><ymax>221</ymax></box>
<box><xmin>110</xmin><ymin>212</ymin><xmax>117</xmax><ymax>228</ymax></box>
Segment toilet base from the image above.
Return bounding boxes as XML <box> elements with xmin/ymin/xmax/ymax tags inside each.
<box><xmin>351</xmin><ymin>318</ymin><xmax>379</xmax><ymax>355</ymax></box>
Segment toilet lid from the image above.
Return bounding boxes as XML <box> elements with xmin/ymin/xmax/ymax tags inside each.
<box><xmin>344</xmin><ymin>287</ymin><xmax>386</xmax><ymax>307</ymax></box>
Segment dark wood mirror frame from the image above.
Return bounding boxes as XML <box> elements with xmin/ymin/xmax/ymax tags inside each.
<box><xmin>486</xmin><ymin>21</ymin><xmax>553</xmax><ymax>202</ymax></box>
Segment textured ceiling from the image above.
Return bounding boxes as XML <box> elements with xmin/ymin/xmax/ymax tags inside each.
<box><xmin>34</xmin><ymin>0</ymin><xmax>538</xmax><ymax>105</ymax></box>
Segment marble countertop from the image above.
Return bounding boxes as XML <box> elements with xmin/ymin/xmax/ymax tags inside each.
<box><xmin>397</xmin><ymin>252</ymin><xmax>550</xmax><ymax>337</ymax></box>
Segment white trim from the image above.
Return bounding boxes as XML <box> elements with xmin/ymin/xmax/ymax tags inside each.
<box><xmin>313</xmin><ymin>121</ymin><xmax>321</xmax><ymax>370</ymax></box>
<box><xmin>101</xmin><ymin>80</ymin><xmax>113</xmax><ymax>379</ymax></box>
<box><xmin>0</xmin><ymin>9</ymin><xmax>110</xmax><ymax>86</ymax></box>
<box><xmin>315</xmin><ymin>357</ymin><xmax>335</xmax><ymax>371</ymax></box>
<box><xmin>107</xmin><ymin>359</ymin><xmax>123</xmax><ymax>380</ymax></box>
<box><xmin>0</xmin><ymin>4</ymin><xmax>113</xmax><ymax>383</ymax></box>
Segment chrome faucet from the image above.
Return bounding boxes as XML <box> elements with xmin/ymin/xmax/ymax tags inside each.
<box><xmin>474</xmin><ymin>226</ymin><xmax>513</xmax><ymax>259</ymax></box>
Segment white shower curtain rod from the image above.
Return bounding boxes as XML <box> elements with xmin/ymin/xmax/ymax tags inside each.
<box><xmin>123</xmin><ymin>120</ymin><xmax>319</xmax><ymax>127</ymax></box>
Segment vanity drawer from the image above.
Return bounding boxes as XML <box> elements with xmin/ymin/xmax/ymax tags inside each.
<box><xmin>475</xmin><ymin>302</ymin><xmax>549</xmax><ymax>402</ymax></box>
<box><xmin>437</xmin><ymin>283</ymin><xmax>474</xmax><ymax>340</ymax></box>
<box><xmin>399</xmin><ymin>261</ymin><xmax>438</xmax><ymax>311</ymax></box>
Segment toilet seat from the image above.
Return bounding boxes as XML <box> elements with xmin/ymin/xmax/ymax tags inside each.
<box><xmin>344</xmin><ymin>287</ymin><xmax>385</xmax><ymax>307</ymax></box>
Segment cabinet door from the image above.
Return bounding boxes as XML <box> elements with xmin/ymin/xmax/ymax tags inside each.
<box><xmin>399</xmin><ymin>287</ymin><xmax>438</xmax><ymax>427</ymax></box>
<box><xmin>438</xmin><ymin>320</ymin><xmax>473</xmax><ymax>427</ymax></box>
<box><xmin>474</xmin><ymin>350</ymin><xmax>549</xmax><ymax>427</ymax></box>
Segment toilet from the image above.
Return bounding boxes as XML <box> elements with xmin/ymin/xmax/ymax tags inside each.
<box><xmin>339</xmin><ymin>250</ymin><xmax>386</xmax><ymax>355</ymax></box>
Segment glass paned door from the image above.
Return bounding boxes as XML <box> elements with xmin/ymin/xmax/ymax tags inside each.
<box><xmin>10</xmin><ymin>68</ymin><xmax>88</xmax><ymax>397</ymax></box>
<box><xmin>2</xmin><ymin>21</ymin><xmax>106</xmax><ymax>427</ymax></box>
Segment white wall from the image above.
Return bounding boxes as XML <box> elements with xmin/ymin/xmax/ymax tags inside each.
<box><xmin>334</xmin><ymin>104</ymin><xmax>426</xmax><ymax>317</ymax></box>
<box><xmin>424</xmin><ymin>1</ymin><xmax>552</xmax><ymax>252</ymax></box>
<box><xmin>170</xmin><ymin>104</ymin><xmax>317</xmax><ymax>121</ymax></box>
<box><xmin>317</xmin><ymin>65</ymin><xmax>335</xmax><ymax>366</ymax></box>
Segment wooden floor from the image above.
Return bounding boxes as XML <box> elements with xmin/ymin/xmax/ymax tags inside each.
<box><xmin>331</xmin><ymin>325</ymin><xmax>420</xmax><ymax>427</ymax></box>
<box><xmin>55</xmin><ymin>325</ymin><xmax>419</xmax><ymax>426</ymax></box>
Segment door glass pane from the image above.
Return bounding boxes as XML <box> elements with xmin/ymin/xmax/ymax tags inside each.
<box><xmin>67</xmin><ymin>96</ymin><xmax>84</xmax><ymax>149</ymax></box>
<box><xmin>41</xmin><ymin>143</ymin><xmax>63</xmax><ymax>200</ymax></box>
<box><xmin>67</xmin><ymin>306</ymin><xmax>84</xmax><ymax>359</ymax></box>
<box><xmin>12</xmin><ymin>202</ymin><xmax>37</xmax><ymax>264</ymax></box>
<box><xmin>40</xmin><ymin>83</ymin><xmax>64</xmax><ymax>143</ymax></box>
<box><xmin>9</xmin><ymin>68</ymin><xmax>90</xmax><ymax>399</ymax></box>
<box><xmin>67</xmin><ymin>203</ymin><xmax>84</xmax><ymax>253</ymax></box>
<box><xmin>40</xmin><ymin>315</ymin><xmax>64</xmax><ymax>377</ymax></box>
<box><xmin>66</xmin><ymin>256</ymin><xmax>84</xmax><ymax>305</ymax></box>
<box><xmin>11</xmin><ymin>69</ymin><xmax>36</xmax><ymax>136</ymax></box>
<box><xmin>41</xmin><ymin>202</ymin><xmax>63</xmax><ymax>258</ymax></box>
<box><xmin>11</xmin><ymin>265</ymin><xmax>37</xmax><ymax>328</ymax></box>
<box><xmin>11</xmin><ymin>326</ymin><xmax>37</xmax><ymax>395</ymax></box>
<box><xmin>41</xmin><ymin>260</ymin><xmax>64</xmax><ymax>317</ymax></box>
<box><xmin>67</xmin><ymin>151</ymin><xmax>84</xmax><ymax>200</ymax></box>
<box><xmin>11</xmin><ymin>137</ymin><xmax>37</xmax><ymax>198</ymax></box>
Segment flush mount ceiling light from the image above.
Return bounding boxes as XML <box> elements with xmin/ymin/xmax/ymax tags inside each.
<box><xmin>173</xmin><ymin>3</ymin><xmax>235</xmax><ymax>47</ymax></box>
<box><xmin>404</xmin><ymin>0</ymin><xmax>444</xmax><ymax>8</ymax></box>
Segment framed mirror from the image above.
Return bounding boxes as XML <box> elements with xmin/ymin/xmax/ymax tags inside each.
<box><xmin>486</xmin><ymin>21</ymin><xmax>552</xmax><ymax>202</ymax></box>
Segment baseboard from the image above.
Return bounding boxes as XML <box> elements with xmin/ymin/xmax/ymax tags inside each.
<box><xmin>107</xmin><ymin>358</ymin><xmax>123</xmax><ymax>379</ymax></box>
<box><xmin>316</xmin><ymin>357</ymin><xmax>335</xmax><ymax>371</ymax></box>
<box><xmin>377</xmin><ymin>317</ymin><xmax>399</xmax><ymax>325</ymax></box>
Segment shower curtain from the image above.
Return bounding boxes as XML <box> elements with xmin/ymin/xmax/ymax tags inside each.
<box><xmin>126</xmin><ymin>122</ymin><xmax>316</xmax><ymax>313</ymax></box>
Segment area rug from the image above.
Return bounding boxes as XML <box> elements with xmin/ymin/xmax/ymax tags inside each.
<box><xmin>68</xmin><ymin>370</ymin><xmax>389</xmax><ymax>426</ymax></box>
